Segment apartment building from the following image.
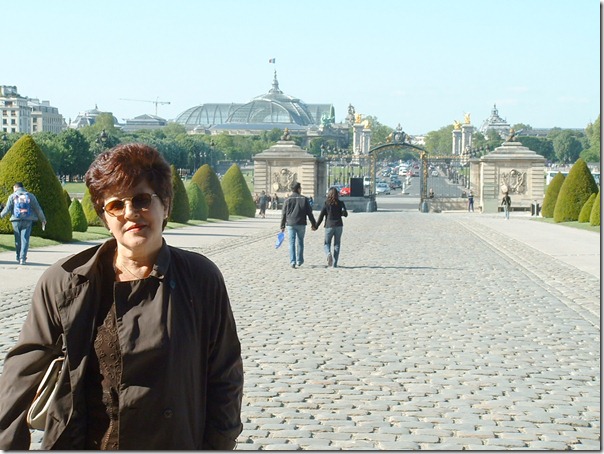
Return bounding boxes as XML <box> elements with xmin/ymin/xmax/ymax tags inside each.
<box><xmin>0</xmin><ymin>85</ymin><xmax>65</xmax><ymax>134</ymax></box>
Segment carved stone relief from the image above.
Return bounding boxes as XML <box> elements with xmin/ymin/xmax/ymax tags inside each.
<box><xmin>272</xmin><ymin>168</ymin><xmax>297</xmax><ymax>192</ymax></box>
<box><xmin>500</xmin><ymin>169</ymin><xmax>526</xmax><ymax>194</ymax></box>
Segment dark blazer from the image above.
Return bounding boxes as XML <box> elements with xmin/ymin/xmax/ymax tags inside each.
<box><xmin>0</xmin><ymin>239</ymin><xmax>243</xmax><ymax>450</ymax></box>
<box><xmin>316</xmin><ymin>200</ymin><xmax>348</xmax><ymax>228</ymax></box>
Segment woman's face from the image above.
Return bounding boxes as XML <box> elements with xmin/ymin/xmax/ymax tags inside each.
<box><xmin>102</xmin><ymin>180</ymin><xmax>168</xmax><ymax>258</ymax></box>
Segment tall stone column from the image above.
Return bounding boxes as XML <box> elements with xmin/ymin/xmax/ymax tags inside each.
<box><xmin>452</xmin><ymin>129</ymin><xmax>462</xmax><ymax>155</ymax></box>
<box><xmin>361</xmin><ymin>127</ymin><xmax>372</xmax><ymax>154</ymax></box>
<box><xmin>353</xmin><ymin>123</ymin><xmax>364</xmax><ymax>154</ymax></box>
<box><xmin>461</xmin><ymin>124</ymin><xmax>474</xmax><ymax>155</ymax></box>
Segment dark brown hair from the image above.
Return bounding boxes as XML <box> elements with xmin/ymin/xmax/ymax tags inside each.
<box><xmin>326</xmin><ymin>187</ymin><xmax>340</xmax><ymax>205</ymax></box>
<box><xmin>85</xmin><ymin>143</ymin><xmax>173</xmax><ymax>224</ymax></box>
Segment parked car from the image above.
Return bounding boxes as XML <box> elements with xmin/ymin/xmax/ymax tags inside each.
<box><xmin>376</xmin><ymin>183</ymin><xmax>391</xmax><ymax>195</ymax></box>
<box><xmin>431</xmin><ymin>170</ymin><xmax>439</xmax><ymax>177</ymax></box>
<box><xmin>340</xmin><ymin>186</ymin><xmax>351</xmax><ymax>196</ymax></box>
<box><xmin>389</xmin><ymin>177</ymin><xmax>402</xmax><ymax>189</ymax></box>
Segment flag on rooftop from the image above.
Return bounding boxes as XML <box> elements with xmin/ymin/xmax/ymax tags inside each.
<box><xmin>268</xmin><ymin>58</ymin><xmax>276</xmax><ymax>64</ymax></box>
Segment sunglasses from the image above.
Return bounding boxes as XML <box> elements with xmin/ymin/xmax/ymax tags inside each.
<box><xmin>103</xmin><ymin>193</ymin><xmax>159</xmax><ymax>217</ymax></box>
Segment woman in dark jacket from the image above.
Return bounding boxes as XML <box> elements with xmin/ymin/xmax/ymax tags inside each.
<box><xmin>315</xmin><ymin>187</ymin><xmax>348</xmax><ymax>268</ymax></box>
<box><xmin>0</xmin><ymin>144</ymin><xmax>243</xmax><ymax>450</ymax></box>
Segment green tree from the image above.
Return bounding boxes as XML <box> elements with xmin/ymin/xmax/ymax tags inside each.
<box><xmin>187</xmin><ymin>182</ymin><xmax>208</xmax><ymax>221</ymax></box>
<box><xmin>424</xmin><ymin>125</ymin><xmax>453</xmax><ymax>155</ymax></box>
<box><xmin>0</xmin><ymin>135</ymin><xmax>72</xmax><ymax>241</ymax></box>
<box><xmin>581</xmin><ymin>115</ymin><xmax>600</xmax><ymax>163</ymax></box>
<box><xmin>190</xmin><ymin>164</ymin><xmax>229</xmax><ymax>220</ymax></box>
<box><xmin>553</xmin><ymin>130</ymin><xmax>583</xmax><ymax>164</ymax></box>
<box><xmin>517</xmin><ymin>136</ymin><xmax>555</xmax><ymax>162</ymax></box>
<box><xmin>589</xmin><ymin>190</ymin><xmax>600</xmax><ymax>226</ymax></box>
<box><xmin>541</xmin><ymin>172</ymin><xmax>565</xmax><ymax>218</ymax></box>
<box><xmin>69</xmin><ymin>198</ymin><xmax>88</xmax><ymax>232</ymax></box>
<box><xmin>221</xmin><ymin>164</ymin><xmax>256</xmax><ymax>217</ymax></box>
<box><xmin>63</xmin><ymin>189</ymin><xmax>72</xmax><ymax>208</ymax></box>
<box><xmin>578</xmin><ymin>192</ymin><xmax>597</xmax><ymax>223</ymax></box>
<box><xmin>553</xmin><ymin>158</ymin><xmax>598</xmax><ymax>222</ymax></box>
<box><xmin>56</xmin><ymin>128</ymin><xmax>94</xmax><ymax>176</ymax></box>
<box><xmin>169</xmin><ymin>165</ymin><xmax>190</xmax><ymax>223</ymax></box>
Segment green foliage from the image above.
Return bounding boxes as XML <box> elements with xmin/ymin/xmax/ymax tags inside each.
<box><xmin>589</xmin><ymin>191</ymin><xmax>600</xmax><ymax>226</ymax></box>
<box><xmin>578</xmin><ymin>193</ymin><xmax>596</xmax><ymax>223</ymax></box>
<box><xmin>169</xmin><ymin>165</ymin><xmax>190</xmax><ymax>223</ymax></box>
<box><xmin>186</xmin><ymin>182</ymin><xmax>208</xmax><ymax>221</ymax></box>
<box><xmin>221</xmin><ymin>164</ymin><xmax>256</xmax><ymax>217</ymax></box>
<box><xmin>541</xmin><ymin>172</ymin><xmax>565</xmax><ymax>218</ymax></box>
<box><xmin>581</xmin><ymin>115</ymin><xmax>601</xmax><ymax>163</ymax></box>
<box><xmin>0</xmin><ymin>135</ymin><xmax>72</xmax><ymax>241</ymax></box>
<box><xmin>553</xmin><ymin>158</ymin><xmax>599</xmax><ymax>222</ymax></box>
<box><xmin>63</xmin><ymin>189</ymin><xmax>72</xmax><ymax>208</ymax></box>
<box><xmin>69</xmin><ymin>198</ymin><xmax>88</xmax><ymax>232</ymax></box>
<box><xmin>517</xmin><ymin>136</ymin><xmax>555</xmax><ymax>162</ymax></box>
<box><xmin>81</xmin><ymin>188</ymin><xmax>104</xmax><ymax>226</ymax></box>
<box><xmin>191</xmin><ymin>164</ymin><xmax>229</xmax><ymax>220</ymax></box>
<box><xmin>425</xmin><ymin>125</ymin><xmax>454</xmax><ymax>155</ymax></box>
<box><xmin>553</xmin><ymin>130</ymin><xmax>583</xmax><ymax>164</ymax></box>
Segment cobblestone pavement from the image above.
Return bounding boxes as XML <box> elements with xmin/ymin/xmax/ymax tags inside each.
<box><xmin>0</xmin><ymin>211</ymin><xmax>600</xmax><ymax>450</ymax></box>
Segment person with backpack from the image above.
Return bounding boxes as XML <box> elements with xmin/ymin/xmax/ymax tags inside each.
<box><xmin>0</xmin><ymin>182</ymin><xmax>46</xmax><ymax>264</ymax></box>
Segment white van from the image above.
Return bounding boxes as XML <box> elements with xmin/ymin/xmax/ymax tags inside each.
<box><xmin>398</xmin><ymin>165</ymin><xmax>409</xmax><ymax>176</ymax></box>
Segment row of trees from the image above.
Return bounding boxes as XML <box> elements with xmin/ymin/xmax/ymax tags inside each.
<box><xmin>0</xmin><ymin>135</ymin><xmax>259</xmax><ymax>241</ymax></box>
<box><xmin>541</xmin><ymin>158</ymin><xmax>600</xmax><ymax>225</ymax></box>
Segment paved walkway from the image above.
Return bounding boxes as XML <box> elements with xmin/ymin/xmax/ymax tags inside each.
<box><xmin>0</xmin><ymin>209</ymin><xmax>599</xmax><ymax>450</ymax></box>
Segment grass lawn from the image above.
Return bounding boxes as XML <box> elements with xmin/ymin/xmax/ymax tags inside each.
<box><xmin>531</xmin><ymin>216</ymin><xmax>600</xmax><ymax>233</ymax></box>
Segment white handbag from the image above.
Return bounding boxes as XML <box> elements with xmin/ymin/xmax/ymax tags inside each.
<box><xmin>27</xmin><ymin>339</ymin><xmax>65</xmax><ymax>431</ymax></box>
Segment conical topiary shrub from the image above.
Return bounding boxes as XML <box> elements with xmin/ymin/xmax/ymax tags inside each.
<box><xmin>69</xmin><ymin>198</ymin><xmax>88</xmax><ymax>232</ymax></box>
<box><xmin>0</xmin><ymin>135</ymin><xmax>72</xmax><ymax>241</ymax></box>
<box><xmin>221</xmin><ymin>164</ymin><xmax>256</xmax><ymax>217</ymax></box>
<box><xmin>63</xmin><ymin>189</ymin><xmax>72</xmax><ymax>209</ymax></box>
<box><xmin>553</xmin><ymin>158</ymin><xmax>599</xmax><ymax>223</ymax></box>
<box><xmin>590</xmin><ymin>191</ymin><xmax>600</xmax><ymax>226</ymax></box>
<box><xmin>82</xmin><ymin>188</ymin><xmax>104</xmax><ymax>226</ymax></box>
<box><xmin>190</xmin><ymin>164</ymin><xmax>229</xmax><ymax>220</ymax></box>
<box><xmin>578</xmin><ymin>193</ymin><xmax>597</xmax><ymax>223</ymax></box>
<box><xmin>187</xmin><ymin>182</ymin><xmax>208</xmax><ymax>221</ymax></box>
<box><xmin>541</xmin><ymin>172</ymin><xmax>565</xmax><ymax>218</ymax></box>
<box><xmin>169</xmin><ymin>165</ymin><xmax>190</xmax><ymax>224</ymax></box>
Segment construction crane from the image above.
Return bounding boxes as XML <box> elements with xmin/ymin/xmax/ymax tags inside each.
<box><xmin>119</xmin><ymin>97</ymin><xmax>171</xmax><ymax>116</ymax></box>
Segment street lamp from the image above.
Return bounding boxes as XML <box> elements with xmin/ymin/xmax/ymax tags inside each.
<box><xmin>210</xmin><ymin>140</ymin><xmax>215</xmax><ymax>168</ymax></box>
<box><xmin>96</xmin><ymin>129</ymin><xmax>108</xmax><ymax>150</ymax></box>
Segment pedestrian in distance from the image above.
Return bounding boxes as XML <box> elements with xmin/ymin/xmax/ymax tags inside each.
<box><xmin>280</xmin><ymin>182</ymin><xmax>317</xmax><ymax>268</ymax></box>
<box><xmin>468</xmin><ymin>191</ymin><xmax>474</xmax><ymax>212</ymax></box>
<box><xmin>501</xmin><ymin>191</ymin><xmax>512</xmax><ymax>220</ymax></box>
<box><xmin>0</xmin><ymin>182</ymin><xmax>46</xmax><ymax>265</ymax></box>
<box><xmin>273</xmin><ymin>193</ymin><xmax>279</xmax><ymax>210</ymax></box>
<box><xmin>315</xmin><ymin>186</ymin><xmax>348</xmax><ymax>268</ymax></box>
<box><xmin>258</xmin><ymin>190</ymin><xmax>268</xmax><ymax>218</ymax></box>
<box><xmin>0</xmin><ymin>144</ymin><xmax>243</xmax><ymax>450</ymax></box>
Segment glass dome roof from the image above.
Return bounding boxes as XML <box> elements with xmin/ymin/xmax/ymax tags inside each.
<box><xmin>174</xmin><ymin>72</ymin><xmax>333</xmax><ymax>131</ymax></box>
<box><xmin>226</xmin><ymin>72</ymin><xmax>314</xmax><ymax>126</ymax></box>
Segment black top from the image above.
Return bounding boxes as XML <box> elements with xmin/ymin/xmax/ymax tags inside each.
<box><xmin>316</xmin><ymin>200</ymin><xmax>348</xmax><ymax>228</ymax></box>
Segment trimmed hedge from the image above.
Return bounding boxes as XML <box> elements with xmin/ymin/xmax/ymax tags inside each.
<box><xmin>553</xmin><ymin>158</ymin><xmax>599</xmax><ymax>223</ymax></box>
<box><xmin>191</xmin><ymin>164</ymin><xmax>229</xmax><ymax>220</ymax></box>
<box><xmin>82</xmin><ymin>188</ymin><xmax>104</xmax><ymax>226</ymax></box>
<box><xmin>578</xmin><ymin>193</ymin><xmax>596</xmax><ymax>223</ymax></box>
<box><xmin>187</xmin><ymin>182</ymin><xmax>208</xmax><ymax>221</ymax></box>
<box><xmin>69</xmin><ymin>198</ymin><xmax>88</xmax><ymax>232</ymax></box>
<box><xmin>169</xmin><ymin>165</ymin><xmax>190</xmax><ymax>223</ymax></box>
<box><xmin>590</xmin><ymin>191</ymin><xmax>600</xmax><ymax>226</ymax></box>
<box><xmin>221</xmin><ymin>164</ymin><xmax>256</xmax><ymax>217</ymax></box>
<box><xmin>63</xmin><ymin>189</ymin><xmax>72</xmax><ymax>209</ymax></box>
<box><xmin>541</xmin><ymin>172</ymin><xmax>565</xmax><ymax>218</ymax></box>
<box><xmin>0</xmin><ymin>135</ymin><xmax>72</xmax><ymax>241</ymax></box>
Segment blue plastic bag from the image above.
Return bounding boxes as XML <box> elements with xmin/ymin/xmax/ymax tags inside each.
<box><xmin>275</xmin><ymin>231</ymin><xmax>285</xmax><ymax>249</ymax></box>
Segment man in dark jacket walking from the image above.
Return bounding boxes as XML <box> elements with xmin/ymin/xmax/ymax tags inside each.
<box><xmin>280</xmin><ymin>182</ymin><xmax>317</xmax><ymax>268</ymax></box>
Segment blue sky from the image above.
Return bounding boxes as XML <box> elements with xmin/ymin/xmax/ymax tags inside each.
<box><xmin>4</xmin><ymin>0</ymin><xmax>600</xmax><ymax>134</ymax></box>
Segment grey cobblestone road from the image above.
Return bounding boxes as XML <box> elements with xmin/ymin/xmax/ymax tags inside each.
<box><xmin>0</xmin><ymin>211</ymin><xmax>600</xmax><ymax>450</ymax></box>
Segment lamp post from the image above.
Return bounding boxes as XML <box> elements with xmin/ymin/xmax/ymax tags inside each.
<box><xmin>210</xmin><ymin>140</ymin><xmax>215</xmax><ymax>169</ymax></box>
<box><xmin>96</xmin><ymin>129</ymin><xmax>108</xmax><ymax>150</ymax></box>
<box><xmin>1</xmin><ymin>133</ymin><xmax>7</xmax><ymax>158</ymax></box>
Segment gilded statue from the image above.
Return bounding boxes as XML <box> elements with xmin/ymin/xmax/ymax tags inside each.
<box><xmin>453</xmin><ymin>120</ymin><xmax>461</xmax><ymax>130</ymax></box>
<box><xmin>464</xmin><ymin>113</ymin><xmax>471</xmax><ymax>124</ymax></box>
<box><xmin>355</xmin><ymin>113</ymin><xmax>362</xmax><ymax>124</ymax></box>
<box><xmin>281</xmin><ymin>128</ymin><xmax>291</xmax><ymax>141</ymax></box>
